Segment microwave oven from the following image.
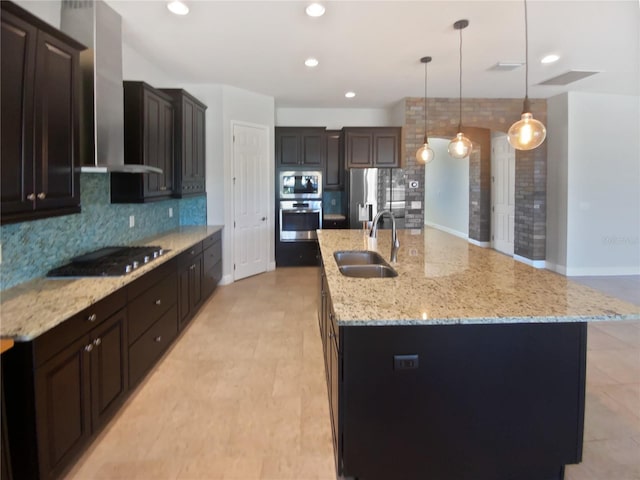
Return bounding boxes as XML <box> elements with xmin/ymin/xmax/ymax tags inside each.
<box><xmin>279</xmin><ymin>171</ymin><xmax>322</xmax><ymax>199</ymax></box>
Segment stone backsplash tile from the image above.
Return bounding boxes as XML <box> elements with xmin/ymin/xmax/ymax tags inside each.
<box><xmin>0</xmin><ymin>174</ymin><xmax>207</xmax><ymax>290</ymax></box>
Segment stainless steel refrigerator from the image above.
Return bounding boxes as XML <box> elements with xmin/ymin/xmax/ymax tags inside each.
<box><xmin>348</xmin><ymin>168</ymin><xmax>406</xmax><ymax>229</ymax></box>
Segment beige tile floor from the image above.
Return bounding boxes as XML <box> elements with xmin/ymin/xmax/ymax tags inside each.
<box><xmin>63</xmin><ymin>268</ymin><xmax>640</xmax><ymax>480</ymax></box>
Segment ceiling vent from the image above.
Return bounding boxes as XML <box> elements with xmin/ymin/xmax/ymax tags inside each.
<box><xmin>538</xmin><ymin>70</ymin><xmax>600</xmax><ymax>86</ymax></box>
<box><xmin>489</xmin><ymin>62</ymin><xmax>524</xmax><ymax>71</ymax></box>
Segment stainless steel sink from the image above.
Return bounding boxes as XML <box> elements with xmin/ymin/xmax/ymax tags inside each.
<box><xmin>334</xmin><ymin>250</ymin><xmax>387</xmax><ymax>266</ymax></box>
<box><xmin>334</xmin><ymin>250</ymin><xmax>398</xmax><ymax>278</ymax></box>
<box><xmin>338</xmin><ymin>264</ymin><xmax>398</xmax><ymax>278</ymax></box>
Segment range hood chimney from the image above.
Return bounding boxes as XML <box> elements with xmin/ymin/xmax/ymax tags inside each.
<box><xmin>60</xmin><ymin>0</ymin><xmax>161</xmax><ymax>174</ymax></box>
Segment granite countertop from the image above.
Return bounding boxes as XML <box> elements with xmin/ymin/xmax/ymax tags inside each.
<box><xmin>0</xmin><ymin>226</ymin><xmax>223</xmax><ymax>341</ymax></box>
<box><xmin>317</xmin><ymin>228</ymin><xmax>640</xmax><ymax>326</ymax></box>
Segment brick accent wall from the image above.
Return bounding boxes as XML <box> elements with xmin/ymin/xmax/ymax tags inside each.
<box><xmin>403</xmin><ymin>97</ymin><xmax>547</xmax><ymax>260</ymax></box>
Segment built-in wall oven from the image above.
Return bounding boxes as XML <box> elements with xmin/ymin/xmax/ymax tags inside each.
<box><xmin>279</xmin><ymin>200</ymin><xmax>322</xmax><ymax>242</ymax></box>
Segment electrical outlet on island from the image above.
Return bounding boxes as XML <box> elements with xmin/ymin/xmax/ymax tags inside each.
<box><xmin>129</xmin><ymin>215</ymin><xmax>135</xmax><ymax>228</ymax></box>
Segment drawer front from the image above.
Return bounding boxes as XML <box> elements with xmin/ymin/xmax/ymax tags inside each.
<box><xmin>128</xmin><ymin>304</ymin><xmax>178</xmax><ymax>388</ymax></box>
<box><xmin>202</xmin><ymin>260</ymin><xmax>222</xmax><ymax>298</ymax></box>
<box><xmin>202</xmin><ymin>230</ymin><xmax>221</xmax><ymax>250</ymax></box>
<box><xmin>178</xmin><ymin>242</ymin><xmax>203</xmax><ymax>268</ymax></box>
<box><xmin>128</xmin><ymin>272</ymin><xmax>177</xmax><ymax>344</ymax></box>
<box><xmin>203</xmin><ymin>241</ymin><xmax>221</xmax><ymax>271</ymax></box>
<box><xmin>34</xmin><ymin>288</ymin><xmax>127</xmax><ymax>368</ymax></box>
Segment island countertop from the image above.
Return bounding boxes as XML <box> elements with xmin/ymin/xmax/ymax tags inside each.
<box><xmin>0</xmin><ymin>226</ymin><xmax>222</xmax><ymax>341</ymax></box>
<box><xmin>317</xmin><ymin>228</ymin><xmax>640</xmax><ymax>326</ymax></box>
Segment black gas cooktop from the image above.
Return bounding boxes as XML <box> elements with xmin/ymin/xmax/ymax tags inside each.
<box><xmin>47</xmin><ymin>245</ymin><xmax>166</xmax><ymax>277</ymax></box>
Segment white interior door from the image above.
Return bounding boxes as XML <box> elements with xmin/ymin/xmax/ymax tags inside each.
<box><xmin>491</xmin><ymin>135</ymin><xmax>515</xmax><ymax>256</ymax></box>
<box><xmin>233</xmin><ymin>123</ymin><xmax>269</xmax><ymax>280</ymax></box>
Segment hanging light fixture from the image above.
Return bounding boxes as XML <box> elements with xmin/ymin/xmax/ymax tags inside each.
<box><xmin>448</xmin><ymin>19</ymin><xmax>473</xmax><ymax>159</ymax></box>
<box><xmin>416</xmin><ymin>56</ymin><xmax>435</xmax><ymax>164</ymax></box>
<box><xmin>508</xmin><ymin>0</ymin><xmax>546</xmax><ymax>150</ymax></box>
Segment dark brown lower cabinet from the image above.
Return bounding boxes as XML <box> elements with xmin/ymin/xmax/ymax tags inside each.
<box><xmin>177</xmin><ymin>246</ymin><xmax>204</xmax><ymax>330</ymax></box>
<box><xmin>2</xmin><ymin>301</ymin><xmax>128</xmax><ymax>480</ymax></box>
<box><xmin>2</xmin><ymin>232</ymin><xmax>223</xmax><ymax>480</ymax></box>
<box><xmin>319</xmin><ymin>266</ymin><xmax>587</xmax><ymax>480</ymax></box>
<box><xmin>202</xmin><ymin>230</ymin><xmax>222</xmax><ymax>298</ymax></box>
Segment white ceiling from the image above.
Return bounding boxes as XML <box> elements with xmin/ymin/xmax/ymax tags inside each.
<box><xmin>106</xmin><ymin>0</ymin><xmax>639</xmax><ymax>108</ymax></box>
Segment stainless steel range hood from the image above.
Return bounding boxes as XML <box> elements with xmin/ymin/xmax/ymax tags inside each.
<box><xmin>60</xmin><ymin>0</ymin><xmax>161</xmax><ymax>174</ymax></box>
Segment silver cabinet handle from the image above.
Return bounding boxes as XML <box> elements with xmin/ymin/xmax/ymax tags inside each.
<box><xmin>159</xmin><ymin>186</ymin><xmax>167</xmax><ymax>191</ymax></box>
<box><xmin>27</xmin><ymin>193</ymin><xmax>36</xmax><ymax>201</ymax></box>
<box><xmin>190</xmin><ymin>264</ymin><xmax>196</xmax><ymax>270</ymax></box>
<box><xmin>87</xmin><ymin>313</ymin><xmax>97</xmax><ymax>322</ymax></box>
<box><xmin>155</xmin><ymin>299</ymin><xmax>162</xmax><ymax>306</ymax></box>
<box><xmin>93</xmin><ymin>338</ymin><xmax>101</xmax><ymax>346</ymax></box>
<box><xmin>37</xmin><ymin>192</ymin><xmax>46</xmax><ymax>200</ymax></box>
<box><xmin>84</xmin><ymin>344</ymin><xmax>94</xmax><ymax>352</ymax></box>
<box><xmin>154</xmin><ymin>336</ymin><xmax>162</xmax><ymax>343</ymax></box>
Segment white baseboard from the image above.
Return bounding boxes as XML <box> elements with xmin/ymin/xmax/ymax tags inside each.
<box><xmin>268</xmin><ymin>261</ymin><xmax>276</xmax><ymax>271</ymax></box>
<box><xmin>468</xmin><ymin>238</ymin><xmax>491</xmax><ymax>248</ymax></box>
<box><xmin>220</xmin><ymin>274</ymin><xmax>234</xmax><ymax>286</ymax></box>
<box><xmin>565</xmin><ymin>266</ymin><xmax>640</xmax><ymax>276</ymax></box>
<box><xmin>545</xmin><ymin>261</ymin><xmax>567</xmax><ymax>275</ymax></box>
<box><xmin>424</xmin><ymin>221</ymin><xmax>468</xmax><ymax>240</ymax></box>
<box><xmin>513</xmin><ymin>254</ymin><xmax>546</xmax><ymax>269</ymax></box>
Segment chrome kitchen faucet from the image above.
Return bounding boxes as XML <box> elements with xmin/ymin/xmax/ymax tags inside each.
<box><xmin>369</xmin><ymin>210</ymin><xmax>400</xmax><ymax>263</ymax></box>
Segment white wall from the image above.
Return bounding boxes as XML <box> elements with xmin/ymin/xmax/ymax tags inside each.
<box><xmin>547</xmin><ymin>92</ymin><xmax>640</xmax><ymax>275</ymax></box>
<box><xmin>122</xmin><ymin>44</ymin><xmax>182</xmax><ymax>86</ymax></box>
<box><xmin>424</xmin><ymin>138</ymin><xmax>469</xmax><ymax>238</ymax></box>
<box><xmin>546</xmin><ymin>93</ymin><xmax>570</xmax><ymax>273</ymax></box>
<box><xmin>276</xmin><ymin>107</ymin><xmax>395</xmax><ymax>128</ymax></box>
<box><xmin>566</xmin><ymin>92</ymin><xmax>640</xmax><ymax>275</ymax></box>
<box><xmin>14</xmin><ymin>0</ymin><xmax>61</xmax><ymax>27</ymax></box>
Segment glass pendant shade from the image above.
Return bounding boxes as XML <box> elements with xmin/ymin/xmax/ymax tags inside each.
<box><xmin>416</xmin><ymin>141</ymin><xmax>435</xmax><ymax>164</ymax></box>
<box><xmin>507</xmin><ymin>112</ymin><xmax>546</xmax><ymax>150</ymax></box>
<box><xmin>448</xmin><ymin>132</ymin><xmax>473</xmax><ymax>159</ymax></box>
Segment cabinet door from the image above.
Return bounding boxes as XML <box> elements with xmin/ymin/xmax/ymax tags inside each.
<box><xmin>345</xmin><ymin>130</ymin><xmax>373</xmax><ymax>167</ymax></box>
<box><xmin>276</xmin><ymin>129</ymin><xmax>300</xmax><ymax>166</ymax></box>
<box><xmin>33</xmin><ymin>30</ymin><xmax>80</xmax><ymax>211</ymax></box>
<box><xmin>1</xmin><ymin>10</ymin><xmax>36</xmax><ymax>216</ymax></box>
<box><xmin>143</xmin><ymin>90</ymin><xmax>162</xmax><ymax>196</ymax></box>
<box><xmin>373</xmin><ymin>129</ymin><xmax>400</xmax><ymax>167</ymax></box>
<box><xmin>325</xmin><ymin>131</ymin><xmax>343</xmax><ymax>190</ymax></box>
<box><xmin>177</xmin><ymin>262</ymin><xmax>192</xmax><ymax>329</ymax></box>
<box><xmin>191</xmin><ymin>253</ymin><xmax>204</xmax><ymax>312</ymax></box>
<box><xmin>35</xmin><ymin>335</ymin><xmax>91</xmax><ymax>480</ymax></box>
<box><xmin>90</xmin><ymin>309</ymin><xmax>128</xmax><ymax>431</ymax></box>
<box><xmin>301</xmin><ymin>130</ymin><xmax>324</xmax><ymax>166</ymax></box>
<box><xmin>193</xmin><ymin>102</ymin><xmax>206</xmax><ymax>189</ymax></box>
<box><xmin>160</xmin><ymin>99</ymin><xmax>174</xmax><ymax>193</ymax></box>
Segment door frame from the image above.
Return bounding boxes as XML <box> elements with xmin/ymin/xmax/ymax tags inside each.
<box><xmin>229</xmin><ymin>120</ymin><xmax>274</xmax><ymax>282</ymax></box>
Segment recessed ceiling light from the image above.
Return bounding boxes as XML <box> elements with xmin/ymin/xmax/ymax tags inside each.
<box><xmin>305</xmin><ymin>3</ymin><xmax>325</xmax><ymax>17</ymax></box>
<box><xmin>305</xmin><ymin>58</ymin><xmax>319</xmax><ymax>67</ymax></box>
<box><xmin>345</xmin><ymin>91</ymin><xmax>356</xmax><ymax>99</ymax></box>
<box><xmin>541</xmin><ymin>54</ymin><xmax>560</xmax><ymax>64</ymax></box>
<box><xmin>167</xmin><ymin>1</ymin><xmax>189</xmax><ymax>15</ymax></box>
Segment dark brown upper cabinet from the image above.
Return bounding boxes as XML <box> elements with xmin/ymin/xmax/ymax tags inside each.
<box><xmin>160</xmin><ymin>89</ymin><xmax>207</xmax><ymax>198</ymax></box>
<box><xmin>276</xmin><ymin>127</ymin><xmax>325</xmax><ymax>167</ymax></box>
<box><xmin>325</xmin><ymin>130</ymin><xmax>344</xmax><ymax>190</ymax></box>
<box><xmin>1</xmin><ymin>2</ymin><xmax>85</xmax><ymax>225</ymax></box>
<box><xmin>111</xmin><ymin>81</ymin><xmax>174</xmax><ymax>203</ymax></box>
<box><xmin>344</xmin><ymin>127</ymin><xmax>402</xmax><ymax>168</ymax></box>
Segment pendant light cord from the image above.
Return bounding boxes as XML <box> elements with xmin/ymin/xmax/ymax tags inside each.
<box><xmin>524</xmin><ymin>0</ymin><xmax>529</xmax><ymax>100</ymax></box>
<box><xmin>458</xmin><ymin>25</ymin><xmax>463</xmax><ymax>131</ymax></box>
<box><xmin>424</xmin><ymin>61</ymin><xmax>428</xmax><ymax>143</ymax></box>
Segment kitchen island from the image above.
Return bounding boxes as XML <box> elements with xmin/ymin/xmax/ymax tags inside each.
<box><xmin>317</xmin><ymin>228</ymin><xmax>639</xmax><ymax>480</ymax></box>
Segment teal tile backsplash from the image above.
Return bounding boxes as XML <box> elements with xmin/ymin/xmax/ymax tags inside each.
<box><xmin>0</xmin><ymin>173</ymin><xmax>207</xmax><ymax>290</ymax></box>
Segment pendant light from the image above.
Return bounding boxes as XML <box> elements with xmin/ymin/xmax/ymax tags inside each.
<box><xmin>416</xmin><ymin>56</ymin><xmax>435</xmax><ymax>164</ymax></box>
<box><xmin>448</xmin><ymin>19</ymin><xmax>473</xmax><ymax>159</ymax></box>
<box><xmin>507</xmin><ymin>0</ymin><xmax>546</xmax><ymax>150</ymax></box>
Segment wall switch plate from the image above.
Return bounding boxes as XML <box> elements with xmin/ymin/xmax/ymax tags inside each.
<box><xmin>169</xmin><ymin>207</ymin><xmax>173</xmax><ymax>218</ymax></box>
<box><xmin>331</xmin><ymin>199</ymin><xmax>336</xmax><ymax>206</ymax></box>
<box><xmin>129</xmin><ymin>215</ymin><xmax>135</xmax><ymax>228</ymax></box>
<box><xmin>394</xmin><ymin>354</ymin><xmax>419</xmax><ymax>370</ymax></box>
<box><xmin>411</xmin><ymin>201</ymin><xmax>421</xmax><ymax>209</ymax></box>
<box><xmin>0</xmin><ymin>243</ymin><xmax>2</xmax><ymax>265</ymax></box>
